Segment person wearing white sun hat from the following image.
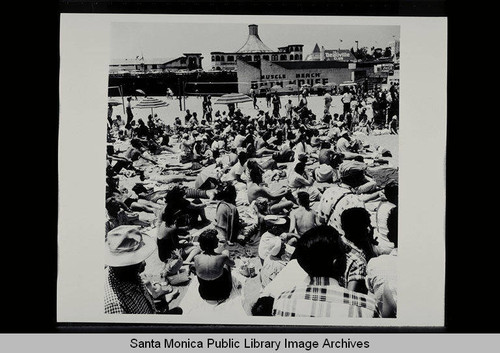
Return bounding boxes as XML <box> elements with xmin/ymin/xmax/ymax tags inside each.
<box><xmin>104</xmin><ymin>225</ymin><xmax>181</xmax><ymax>314</ymax></box>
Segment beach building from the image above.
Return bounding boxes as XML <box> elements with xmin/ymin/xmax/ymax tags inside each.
<box><xmin>213</xmin><ymin>24</ymin><xmax>356</xmax><ymax>94</ymax></box>
<box><xmin>210</xmin><ymin>24</ymin><xmax>305</xmax><ymax>72</ymax></box>
<box><xmin>110</xmin><ymin>53</ymin><xmax>203</xmax><ymax>74</ymax></box>
<box><xmin>237</xmin><ymin>59</ymin><xmax>355</xmax><ymax>94</ymax></box>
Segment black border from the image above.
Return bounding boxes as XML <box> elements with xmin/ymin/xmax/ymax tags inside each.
<box><xmin>10</xmin><ymin>0</ymin><xmax>496</xmax><ymax>335</ymax></box>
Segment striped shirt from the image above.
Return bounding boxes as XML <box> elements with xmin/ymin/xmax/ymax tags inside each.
<box><xmin>104</xmin><ymin>267</ymin><xmax>156</xmax><ymax>314</ymax></box>
<box><xmin>342</xmin><ymin>238</ymin><xmax>368</xmax><ymax>287</ymax></box>
<box><xmin>272</xmin><ymin>277</ymin><xmax>378</xmax><ymax>318</ymax></box>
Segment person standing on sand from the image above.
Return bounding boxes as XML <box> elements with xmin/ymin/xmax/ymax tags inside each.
<box><xmin>108</xmin><ymin>103</ymin><xmax>114</xmax><ymax>127</ymax></box>
<box><xmin>265</xmin><ymin>89</ymin><xmax>272</xmax><ymax>108</ymax></box>
<box><xmin>125</xmin><ymin>97</ymin><xmax>134</xmax><ymax>128</ymax></box>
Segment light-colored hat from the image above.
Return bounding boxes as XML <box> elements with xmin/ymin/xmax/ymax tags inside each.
<box><xmin>338</xmin><ymin>161</ymin><xmax>367</xmax><ymax>178</ymax></box>
<box><xmin>264</xmin><ymin>215</ymin><xmax>286</xmax><ymax>225</ymax></box>
<box><xmin>269</xmin><ymin>237</ymin><xmax>283</xmax><ymax>257</ymax></box>
<box><xmin>105</xmin><ymin>225</ymin><xmax>156</xmax><ymax>267</ymax></box>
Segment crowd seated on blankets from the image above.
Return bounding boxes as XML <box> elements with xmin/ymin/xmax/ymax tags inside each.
<box><xmin>105</xmin><ymin>85</ymin><xmax>399</xmax><ymax>318</ymax></box>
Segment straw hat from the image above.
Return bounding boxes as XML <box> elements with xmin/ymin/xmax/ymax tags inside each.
<box><xmin>105</xmin><ymin>225</ymin><xmax>157</xmax><ymax>267</ymax></box>
<box><xmin>264</xmin><ymin>215</ymin><xmax>286</xmax><ymax>225</ymax></box>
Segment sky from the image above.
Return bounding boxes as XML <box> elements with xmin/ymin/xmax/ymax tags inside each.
<box><xmin>110</xmin><ymin>20</ymin><xmax>399</xmax><ymax>70</ymax></box>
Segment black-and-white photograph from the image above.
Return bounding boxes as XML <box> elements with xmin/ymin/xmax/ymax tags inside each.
<box><xmin>58</xmin><ymin>14</ymin><xmax>446</xmax><ymax>327</ymax></box>
<box><xmin>104</xmin><ymin>21</ymin><xmax>400</xmax><ymax>318</ymax></box>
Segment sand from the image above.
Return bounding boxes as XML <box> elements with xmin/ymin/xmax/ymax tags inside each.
<box><xmin>110</xmin><ymin>94</ymin><xmax>398</xmax><ymax>315</ymax></box>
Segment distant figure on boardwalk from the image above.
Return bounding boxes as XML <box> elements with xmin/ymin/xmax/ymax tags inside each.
<box><xmin>126</xmin><ymin>97</ymin><xmax>134</xmax><ymax>128</ymax></box>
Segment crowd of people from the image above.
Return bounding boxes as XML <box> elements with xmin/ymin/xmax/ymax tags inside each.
<box><xmin>104</xmin><ymin>84</ymin><xmax>399</xmax><ymax>319</ymax></box>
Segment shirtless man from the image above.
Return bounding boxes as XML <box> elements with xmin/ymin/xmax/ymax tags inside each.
<box><xmin>288</xmin><ymin>192</ymin><xmax>318</xmax><ymax>244</ymax></box>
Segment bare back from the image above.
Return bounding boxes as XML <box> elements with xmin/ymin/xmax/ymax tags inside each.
<box><xmin>291</xmin><ymin>207</ymin><xmax>317</xmax><ymax>236</ymax></box>
<box><xmin>194</xmin><ymin>253</ymin><xmax>230</xmax><ymax>281</ymax></box>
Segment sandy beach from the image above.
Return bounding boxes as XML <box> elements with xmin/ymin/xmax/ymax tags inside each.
<box><xmin>107</xmin><ymin>91</ymin><xmax>399</xmax><ymax>316</ymax></box>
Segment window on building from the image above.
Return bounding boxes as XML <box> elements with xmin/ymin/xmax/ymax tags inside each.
<box><xmin>295</xmin><ymin>54</ymin><xmax>299</xmax><ymax>60</ymax></box>
<box><xmin>254</xmin><ymin>55</ymin><xmax>260</xmax><ymax>61</ymax></box>
<box><xmin>211</xmin><ymin>56</ymin><xmax>215</xmax><ymax>61</ymax></box>
<box><xmin>227</xmin><ymin>55</ymin><xmax>234</xmax><ymax>61</ymax></box>
<box><xmin>152</xmin><ymin>65</ymin><xmax>157</xmax><ymax>69</ymax></box>
<box><xmin>263</xmin><ymin>55</ymin><xmax>269</xmax><ymax>60</ymax></box>
<box><xmin>280</xmin><ymin>54</ymin><xmax>287</xmax><ymax>61</ymax></box>
<box><xmin>220</xmin><ymin>56</ymin><xmax>225</xmax><ymax>62</ymax></box>
<box><xmin>271</xmin><ymin>55</ymin><xmax>277</xmax><ymax>61</ymax></box>
<box><xmin>290</xmin><ymin>54</ymin><xmax>293</xmax><ymax>60</ymax></box>
<box><xmin>215</xmin><ymin>55</ymin><xmax>220</xmax><ymax>61</ymax></box>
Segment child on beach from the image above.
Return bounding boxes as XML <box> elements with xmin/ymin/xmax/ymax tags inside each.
<box><xmin>288</xmin><ymin>191</ymin><xmax>318</xmax><ymax>245</ymax></box>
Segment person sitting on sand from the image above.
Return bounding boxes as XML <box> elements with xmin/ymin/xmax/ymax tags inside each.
<box><xmin>213</xmin><ymin>182</ymin><xmax>241</xmax><ymax>245</ymax></box>
<box><xmin>194</xmin><ymin>229</ymin><xmax>235</xmax><ymax>302</ymax></box>
<box><xmin>366</xmin><ymin>207</ymin><xmax>398</xmax><ymax>318</ymax></box>
<box><xmin>288</xmin><ymin>191</ymin><xmax>318</xmax><ymax>243</ymax></box>
<box><xmin>287</xmin><ymin>161</ymin><xmax>321</xmax><ymax>202</ymax></box>
<box><xmin>340</xmin><ymin>207</ymin><xmax>378</xmax><ymax>294</ymax></box>
<box><xmin>157</xmin><ymin>205</ymin><xmax>200</xmax><ymax>263</ymax></box>
<box><xmin>336</xmin><ymin>130</ymin><xmax>359</xmax><ymax>153</ymax></box>
<box><xmin>247</xmin><ymin>166</ymin><xmax>295</xmax><ymax>215</ymax></box>
<box><xmin>314</xmin><ymin>149</ymin><xmax>342</xmax><ymax>184</ymax></box>
<box><xmin>258</xmin><ymin>220</ymin><xmax>288</xmax><ymax>265</ymax></box>
<box><xmin>221</xmin><ymin>151</ymin><xmax>248</xmax><ymax>185</ymax></box>
<box><xmin>371</xmin><ymin>181</ymin><xmax>398</xmax><ymax>256</ymax></box>
<box><xmin>260</xmin><ymin>239</ymin><xmax>288</xmax><ymax>288</ymax></box>
<box><xmin>156</xmin><ymin>188</ymin><xmax>204</xmax><ymax>266</ymax></box>
<box><xmin>105</xmin><ymin>226</ymin><xmax>182</xmax><ymax>314</ymax></box>
<box><xmin>317</xmin><ymin>161</ymin><xmax>377</xmax><ymax>234</ymax></box>
<box><xmin>271</xmin><ymin>225</ymin><xmax>378</xmax><ymax>318</ymax></box>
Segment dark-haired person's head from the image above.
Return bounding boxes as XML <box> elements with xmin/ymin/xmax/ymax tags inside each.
<box><xmin>384</xmin><ymin>181</ymin><xmax>398</xmax><ymax>205</ymax></box>
<box><xmin>340</xmin><ymin>207</ymin><xmax>373</xmax><ymax>247</ymax></box>
<box><xmin>294</xmin><ymin>162</ymin><xmax>306</xmax><ymax>175</ymax></box>
<box><xmin>320</xmin><ymin>142</ymin><xmax>331</xmax><ymax>150</ymax></box>
<box><xmin>215</xmin><ymin>181</ymin><xmax>237</xmax><ymax>205</ymax></box>
<box><xmin>386</xmin><ymin>207</ymin><xmax>398</xmax><ymax>247</ymax></box>
<box><xmin>106</xmin><ymin>199</ymin><xmax>121</xmax><ymax>218</ymax></box>
<box><xmin>330</xmin><ymin>152</ymin><xmax>344</xmax><ymax>168</ymax></box>
<box><xmin>294</xmin><ymin>225</ymin><xmax>347</xmax><ymax>278</ymax></box>
<box><xmin>297</xmin><ymin>191</ymin><xmax>310</xmax><ymax>210</ymax></box>
<box><xmin>249</xmin><ymin>166</ymin><xmax>263</xmax><ymax>184</ymax></box>
<box><xmin>130</xmin><ymin>139</ymin><xmax>142</xmax><ymax>149</ymax></box>
<box><xmin>212</xmin><ymin>149</ymin><xmax>220</xmax><ymax>160</ymax></box>
<box><xmin>164</xmin><ymin>185</ymin><xmax>186</xmax><ymax>204</ymax></box>
<box><xmin>238</xmin><ymin>151</ymin><xmax>248</xmax><ymax>165</ymax></box>
<box><xmin>251</xmin><ymin>296</ymin><xmax>275</xmax><ymax>316</ymax></box>
<box><xmin>198</xmin><ymin>229</ymin><xmax>219</xmax><ymax>253</ymax></box>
